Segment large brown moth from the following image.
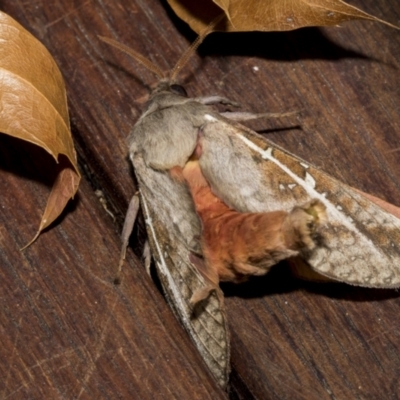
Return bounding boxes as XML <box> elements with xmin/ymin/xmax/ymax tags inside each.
<box><xmin>100</xmin><ymin>30</ymin><xmax>400</xmax><ymax>389</ymax></box>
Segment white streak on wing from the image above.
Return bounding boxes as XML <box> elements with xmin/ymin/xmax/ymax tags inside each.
<box><xmin>238</xmin><ymin>135</ymin><xmax>400</xmax><ymax>284</ymax></box>
<box><xmin>205</xmin><ymin>114</ymin><xmax>218</xmax><ymax>122</ymax></box>
<box><xmin>237</xmin><ymin>134</ymin><xmax>380</xmax><ymax>252</ymax></box>
<box><xmin>305</xmin><ymin>172</ymin><xmax>316</xmax><ymax>188</ymax></box>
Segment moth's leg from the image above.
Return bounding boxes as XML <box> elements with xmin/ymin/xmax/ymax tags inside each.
<box><xmin>194</xmin><ymin>96</ymin><xmax>240</xmax><ymax>107</ymax></box>
<box><xmin>190</xmin><ymin>285</ymin><xmax>219</xmax><ymax>305</ymax></box>
<box><xmin>220</xmin><ymin>110</ymin><xmax>298</xmax><ymax>121</ymax></box>
<box><xmin>284</xmin><ymin>199</ymin><xmax>327</xmax><ymax>251</ymax></box>
<box><xmin>143</xmin><ymin>240</ymin><xmax>151</xmax><ymax>276</ymax></box>
<box><xmin>117</xmin><ymin>193</ymin><xmax>140</xmax><ymax>281</ymax></box>
<box><xmin>188</xmin><ymin>253</ymin><xmax>220</xmax><ymax>305</ymax></box>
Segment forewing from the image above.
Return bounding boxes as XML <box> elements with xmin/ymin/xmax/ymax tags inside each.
<box><xmin>200</xmin><ymin>117</ymin><xmax>400</xmax><ymax>288</ymax></box>
<box><xmin>132</xmin><ymin>154</ymin><xmax>230</xmax><ymax>388</ymax></box>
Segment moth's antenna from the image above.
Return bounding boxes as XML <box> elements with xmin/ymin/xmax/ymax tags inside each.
<box><xmin>169</xmin><ymin>15</ymin><xmax>224</xmax><ymax>82</ymax></box>
<box><xmin>98</xmin><ymin>36</ymin><xmax>165</xmax><ymax>79</ymax></box>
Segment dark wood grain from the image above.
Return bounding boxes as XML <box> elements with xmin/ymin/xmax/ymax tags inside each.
<box><xmin>0</xmin><ymin>0</ymin><xmax>399</xmax><ymax>398</ymax></box>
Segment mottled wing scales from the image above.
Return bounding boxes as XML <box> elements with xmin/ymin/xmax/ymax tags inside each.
<box><xmin>133</xmin><ymin>155</ymin><xmax>230</xmax><ymax>387</ymax></box>
<box><xmin>200</xmin><ymin>118</ymin><xmax>400</xmax><ymax>288</ymax></box>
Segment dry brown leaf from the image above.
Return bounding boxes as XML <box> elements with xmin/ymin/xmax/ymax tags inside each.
<box><xmin>167</xmin><ymin>0</ymin><xmax>397</xmax><ymax>33</ymax></box>
<box><xmin>0</xmin><ymin>11</ymin><xmax>80</xmax><ymax>246</ymax></box>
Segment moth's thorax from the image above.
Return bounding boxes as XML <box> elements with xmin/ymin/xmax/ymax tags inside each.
<box><xmin>129</xmin><ymin>79</ymin><xmax>208</xmax><ymax>170</ymax></box>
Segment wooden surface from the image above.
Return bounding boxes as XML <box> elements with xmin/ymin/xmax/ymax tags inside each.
<box><xmin>0</xmin><ymin>0</ymin><xmax>399</xmax><ymax>398</ymax></box>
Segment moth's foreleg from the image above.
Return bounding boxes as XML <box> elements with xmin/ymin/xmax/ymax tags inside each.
<box><xmin>117</xmin><ymin>193</ymin><xmax>140</xmax><ymax>282</ymax></box>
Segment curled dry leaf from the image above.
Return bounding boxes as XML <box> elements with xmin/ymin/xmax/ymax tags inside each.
<box><xmin>167</xmin><ymin>0</ymin><xmax>397</xmax><ymax>34</ymax></box>
<box><xmin>0</xmin><ymin>11</ymin><xmax>80</xmax><ymax>246</ymax></box>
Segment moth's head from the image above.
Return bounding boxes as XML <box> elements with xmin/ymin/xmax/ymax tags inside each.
<box><xmin>151</xmin><ymin>79</ymin><xmax>188</xmax><ymax>98</ymax></box>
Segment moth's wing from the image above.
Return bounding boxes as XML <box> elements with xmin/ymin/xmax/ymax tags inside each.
<box><xmin>200</xmin><ymin>117</ymin><xmax>400</xmax><ymax>288</ymax></box>
<box><xmin>132</xmin><ymin>155</ymin><xmax>230</xmax><ymax>388</ymax></box>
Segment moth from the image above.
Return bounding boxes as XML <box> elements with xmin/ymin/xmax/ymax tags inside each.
<box><xmin>100</xmin><ymin>32</ymin><xmax>400</xmax><ymax>389</ymax></box>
